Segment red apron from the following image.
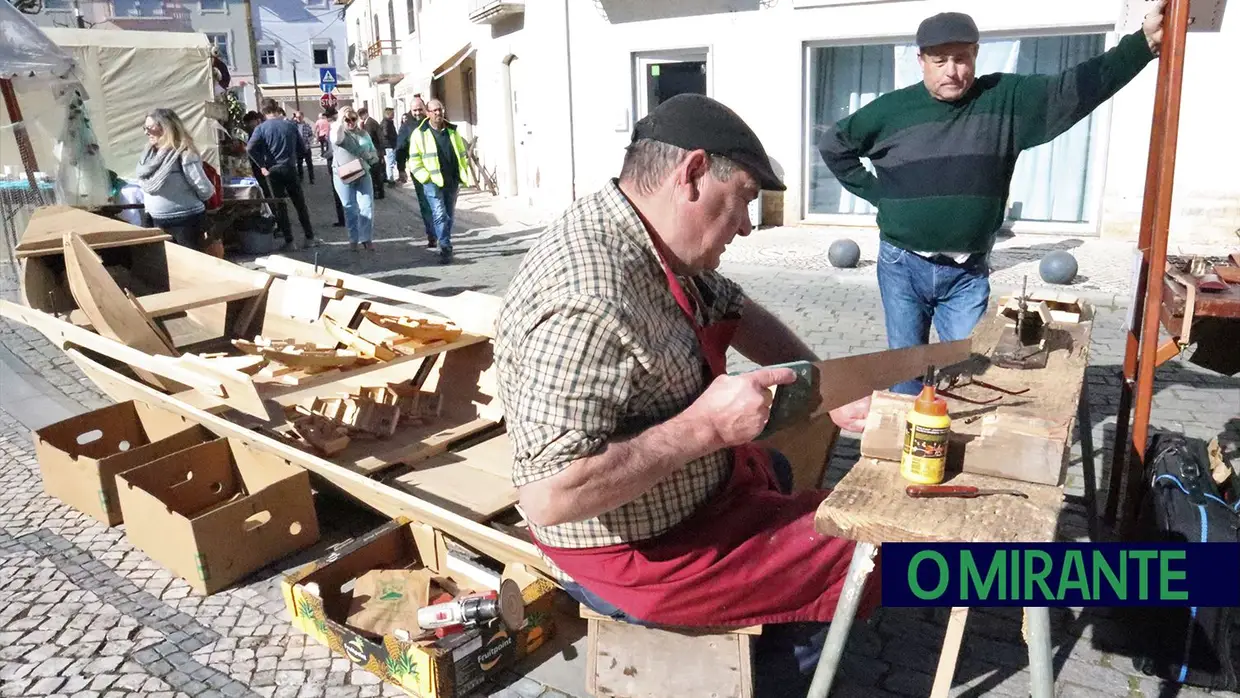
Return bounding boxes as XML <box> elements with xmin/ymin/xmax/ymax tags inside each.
<box><xmin>531</xmin><ymin>243</ymin><xmax>882</xmax><ymax>627</ymax></box>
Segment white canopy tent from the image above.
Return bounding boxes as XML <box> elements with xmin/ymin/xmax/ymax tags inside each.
<box><xmin>0</xmin><ymin>2</ymin><xmax>217</xmax><ymax>214</ymax></box>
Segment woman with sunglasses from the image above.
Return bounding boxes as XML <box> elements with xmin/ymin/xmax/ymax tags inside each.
<box><xmin>330</xmin><ymin>106</ymin><xmax>377</xmax><ymax>251</ymax></box>
<box><xmin>136</xmin><ymin>109</ymin><xmax>216</xmax><ymax>251</ymax></box>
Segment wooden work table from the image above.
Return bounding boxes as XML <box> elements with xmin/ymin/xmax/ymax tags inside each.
<box><xmin>807</xmin><ymin>303</ymin><xmax>1095</xmax><ymax>698</ymax></box>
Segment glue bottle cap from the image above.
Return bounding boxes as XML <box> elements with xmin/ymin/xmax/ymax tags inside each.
<box><xmin>914</xmin><ymin>384</ymin><xmax>948</xmax><ymax>417</ymax></box>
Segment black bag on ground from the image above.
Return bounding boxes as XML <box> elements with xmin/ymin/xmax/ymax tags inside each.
<box><xmin>1130</xmin><ymin>432</ymin><xmax>1240</xmax><ymax>691</ymax></box>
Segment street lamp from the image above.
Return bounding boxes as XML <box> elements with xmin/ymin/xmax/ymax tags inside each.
<box><xmin>291</xmin><ymin>59</ymin><xmax>302</xmax><ymax>112</ymax></box>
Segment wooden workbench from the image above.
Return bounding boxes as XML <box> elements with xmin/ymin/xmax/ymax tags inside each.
<box><xmin>807</xmin><ymin>303</ymin><xmax>1095</xmax><ymax>698</ymax></box>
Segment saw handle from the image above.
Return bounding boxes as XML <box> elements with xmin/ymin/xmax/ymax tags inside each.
<box><xmin>905</xmin><ymin>485</ymin><xmax>980</xmax><ymax>499</ymax></box>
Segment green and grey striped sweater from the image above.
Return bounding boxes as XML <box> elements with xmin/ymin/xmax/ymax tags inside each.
<box><xmin>818</xmin><ymin>29</ymin><xmax>1156</xmax><ymax>254</ymax></box>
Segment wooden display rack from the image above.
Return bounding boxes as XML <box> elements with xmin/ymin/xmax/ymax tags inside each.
<box><xmin>1104</xmin><ymin>0</ymin><xmax>1233</xmax><ymax>538</ymax></box>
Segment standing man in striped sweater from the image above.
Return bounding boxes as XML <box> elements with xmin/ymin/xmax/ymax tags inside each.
<box><xmin>819</xmin><ymin>2</ymin><xmax>1166</xmax><ymax>394</ymax></box>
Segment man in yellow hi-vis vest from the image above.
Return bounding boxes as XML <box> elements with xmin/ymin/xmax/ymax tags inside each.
<box><xmin>408</xmin><ymin>99</ymin><xmax>474</xmax><ymax>264</ymax></box>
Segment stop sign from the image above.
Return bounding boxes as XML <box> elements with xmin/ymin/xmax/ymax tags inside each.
<box><xmin>320</xmin><ymin>92</ymin><xmax>338</xmax><ymax>109</ymax></box>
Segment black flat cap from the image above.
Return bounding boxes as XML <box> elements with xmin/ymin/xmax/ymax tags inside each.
<box><xmin>631</xmin><ymin>94</ymin><xmax>785</xmax><ymax>191</ymax></box>
<box><xmin>916</xmin><ymin>12</ymin><xmax>979</xmax><ymax>49</ymax></box>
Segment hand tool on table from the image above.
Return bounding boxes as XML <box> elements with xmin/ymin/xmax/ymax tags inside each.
<box><xmin>991</xmin><ymin>276</ymin><xmax>1052</xmax><ymax>370</ymax></box>
<box><xmin>905</xmin><ymin>485</ymin><xmax>1029</xmax><ymax>499</ymax></box>
<box><xmin>749</xmin><ymin>338</ymin><xmax>975</xmax><ymax>439</ymax></box>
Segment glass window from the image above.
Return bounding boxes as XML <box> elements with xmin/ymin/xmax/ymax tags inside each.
<box><xmin>200</xmin><ymin>0</ymin><xmax>225</xmax><ymax>10</ymax></box>
<box><xmin>805</xmin><ymin>33</ymin><xmax>1106</xmax><ymax>224</ymax></box>
<box><xmin>259</xmin><ymin>48</ymin><xmax>278</xmax><ymax>67</ymax></box>
<box><xmin>313</xmin><ymin>45</ymin><xmax>332</xmax><ymax>66</ymax></box>
<box><xmin>207</xmin><ymin>33</ymin><xmax>231</xmax><ymax>66</ymax></box>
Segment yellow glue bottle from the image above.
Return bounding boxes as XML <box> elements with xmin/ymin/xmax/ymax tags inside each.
<box><xmin>900</xmin><ymin>366</ymin><xmax>951</xmax><ymax>485</ymax></box>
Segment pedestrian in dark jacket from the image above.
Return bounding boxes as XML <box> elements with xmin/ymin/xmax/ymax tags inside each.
<box><xmin>381</xmin><ymin>107</ymin><xmax>399</xmax><ymax>183</ymax></box>
<box><xmin>358</xmin><ymin>107</ymin><xmax>386</xmax><ymax>199</ymax></box>
<box><xmin>247</xmin><ymin>103</ymin><xmax>318</xmax><ymax>248</ymax></box>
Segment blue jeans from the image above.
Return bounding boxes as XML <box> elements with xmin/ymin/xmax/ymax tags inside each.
<box><xmin>559</xmin><ymin>450</ymin><xmax>829</xmax><ymax>698</ymax></box>
<box><xmin>422</xmin><ymin>181</ymin><xmax>458</xmax><ymax>253</ymax></box>
<box><xmin>876</xmin><ymin>239</ymin><xmax>990</xmax><ymax>394</ymax></box>
<box><xmin>412</xmin><ymin>180</ymin><xmax>435</xmax><ymax>238</ymax></box>
<box><xmin>333</xmin><ymin>172</ymin><xmax>374</xmax><ymax>244</ymax></box>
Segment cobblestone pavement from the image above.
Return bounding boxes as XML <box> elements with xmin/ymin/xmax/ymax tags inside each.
<box><xmin>1</xmin><ymin>168</ymin><xmax>1237</xmax><ymax>698</ymax></box>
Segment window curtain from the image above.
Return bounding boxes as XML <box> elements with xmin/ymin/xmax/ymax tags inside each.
<box><xmin>807</xmin><ymin>34</ymin><xmax>1106</xmax><ymax>223</ymax></box>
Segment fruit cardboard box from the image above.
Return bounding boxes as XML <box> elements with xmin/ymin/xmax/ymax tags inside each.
<box><xmin>281</xmin><ymin>518</ymin><xmax>559</xmax><ymax>697</ymax></box>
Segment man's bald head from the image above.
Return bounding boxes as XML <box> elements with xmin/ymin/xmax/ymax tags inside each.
<box><xmin>410</xmin><ymin>97</ymin><xmax>427</xmax><ymax>121</ymax></box>
<box><xmin>427</xmin><ymin>99</ymin><xmax>446</xmax><ymax>129</ymax></box>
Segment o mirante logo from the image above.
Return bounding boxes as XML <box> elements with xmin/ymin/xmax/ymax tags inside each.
<box><xmin>882</xmin><ymin>543</ymin><xmax>1240</xmax><ymax>607</ymax></box>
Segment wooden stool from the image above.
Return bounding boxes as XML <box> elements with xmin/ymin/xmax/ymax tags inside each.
<box><xmin>581</xmin><ymin>605</ymin><xmax>762</xmax><ymax>698</ymax></box>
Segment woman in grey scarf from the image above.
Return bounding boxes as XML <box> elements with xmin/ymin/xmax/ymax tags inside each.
<box><xmin>135</xmin><ymin>109</ymin><xmax>216</xmax><ymax>251</ymax></box>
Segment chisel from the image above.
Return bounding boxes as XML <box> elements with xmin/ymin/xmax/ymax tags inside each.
<box><xmin>905</xmin><ymin>485</ymin><xmax>1029</xmax><ymax>499</ymax></box>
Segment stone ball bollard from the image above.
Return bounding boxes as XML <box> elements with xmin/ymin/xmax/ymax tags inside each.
<box><xmin>1039</xmin><ymin>250</ymin><xmax>1079</xmax><ymax>285</ymax></box>
<box><xmin>828</xmin><ymin>239</ymin><xmax>862</xmax><ymax>268</ymax></box>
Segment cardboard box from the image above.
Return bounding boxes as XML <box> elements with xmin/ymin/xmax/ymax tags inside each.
<box><xmin>34</xmin><ymin>400</ymin><xmax>216</xmax><ymax>526</ymax></box>
<box><xmin>116</xmin><ymin>437</ymin><xmax>321</xmax><ymax>594</ymax></box>
<box><xmin>282</xmin><ymin>519</ymin><xmax>560</xmax><ymax>698</ymax></box>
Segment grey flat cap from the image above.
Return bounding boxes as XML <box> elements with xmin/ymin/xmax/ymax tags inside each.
<box><xmin>916</xmin><ymin>12</ymin><xmax>979</xmax><ymax>49</ymax></box>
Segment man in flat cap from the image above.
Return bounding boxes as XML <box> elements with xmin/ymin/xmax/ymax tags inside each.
<box><xmin>494</xmin><ymin>93</ymin><xmax>877</xmax><ymax>695</ymax></box>
<box><xmin>820</xmin><ymin>2</ymin><xmax>1167</xmax><ymax>394</ymax></box>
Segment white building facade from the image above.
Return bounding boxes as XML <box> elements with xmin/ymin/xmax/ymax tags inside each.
<box><xmin>347</xmin><ymin>0</ymin><xmax>1238</xmax><ymax>244</ymax></box>
<box><xmin>252</xmin><ymin>0</ymin><xmax>352</xmax><ymax>120</ymax></box>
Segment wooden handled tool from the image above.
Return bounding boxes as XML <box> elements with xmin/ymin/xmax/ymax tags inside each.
<box><xmin>905</xmin><ymin>485</ymin><xmax>1029</xmax><ymax>499</ymax></box>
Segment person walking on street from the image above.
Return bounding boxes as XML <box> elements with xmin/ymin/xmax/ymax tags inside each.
<box><xmin>408</xmin><ymin>99</ymin><xmax>473</xmax><ymax>264</ymax></box>
<box><xmin>292</xmin><ymin>111</ymin><xmax>315</xmax><ymax>184</ymax></box>
<box><xmin>397</xmin><ymin>97</ymin><xmax>435</xmax><ymax>247</ymax></box>
<box><xmin>136</xmin><ymin>108</ymin><xmax>216</xmax><ymax>252</ymax></box>
<box><xmin>818</xmin><ymin>3</ymin><xmax>1165</xmax><ymax>394</ymax></box>
<box><xmin>358</xmin><ymin>107</ymin><xmax>386</xmax><ymax>199</ymax></box>
<box><xmin>247</xmin><ymin>103</ymin><xmax>318</xmax><ymax>249</ymax></box>
<box><xmin>314</xmin><ymin>112</ymin><xmax>331</xmax><ymax>159</ymax></box>
<box><xmin>330</xmin><ymin>106</ymin><xmax>377</xmax><ymax>251</ymax></box>
<box><xmin>381</xmin><ymin>107</ymin><xmax>399</xmax><ymax>183</ymax></box>
<box><xmin>321</xmin><ymin>107</ymin><xmax>346</xmax><ymax>228</ymax></box>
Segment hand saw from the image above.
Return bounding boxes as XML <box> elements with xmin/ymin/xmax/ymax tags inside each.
<box><xmin>750</xmin><ymin>338</ymin><xmax>975</xmax><ymax>439</ymax></box>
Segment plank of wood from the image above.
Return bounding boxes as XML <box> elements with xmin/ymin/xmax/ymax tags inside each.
<box><xmin>390</xmin><ymin>433</ymin><xmax>516</xmax><ymax>521</ymax></box>
<box><xmin>63</xmin><ymin>231</ymin><xmax>178</xmax><ymax>359</ymax></box>
<box><xmin>587</xmin><ymin>619</ymin><xmax>754</xmax><ymax>698</ymax></box>
<box><xmin>930</xmin><ymin>608</ymin><xmax>969</xmax><ymax>698</ymax></box>
<box><xmin>256</xmin><ymin>255</ymin><xmax>502</xmax><ymax>338</ymax></box>
<box><xmin>579</xmin><ymin>605</ymin><xmax>762</xmax><ymax>636</ymax></box>
<box><xmin>124</xmin><ymin>290</ymin><xmax>178</xmax><ymax>355</ymax></box>
<box><xmin>814</xmin><ymin>458</ymin><xmax>1063</xmax><ymax>546</ymax></box>
<box><xmin>16</xmin><ymin>205</ymin><xmax>168</xmax><ymax>258</ymax></box>
<box><xmin>0</xmin><ymin>300</ymin><xmax>285</xmax><ymax>421</ymax></box>
<box><xmin>62</xmin><ymin>348</ymin><xmax>552</xmax><ymax>577</ymax></box>
<box><xmin>67</xmin><ymin>282</ymin><xmax>266</xmax><ymax>328</ymax></box>
<box><xmin>235</xmin><ymin>276</ymin><xmax>275</xmax><ymax>338</ymax></box>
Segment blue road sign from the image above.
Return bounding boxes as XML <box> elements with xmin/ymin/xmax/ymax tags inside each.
<box><xmin>319</xmin><ymin>67</ymin><xmax>337</xmax><ymax>93</ymax></box>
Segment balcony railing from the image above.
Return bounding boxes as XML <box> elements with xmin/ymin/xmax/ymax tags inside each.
<box><xmin>468</xmin><ymin>0</ymin><xmax>523</xmax><ymax>24</ymax></box>
<box><xmin>366</xmin><ymin>40</ymin><xmax>403</xmax><ymax>85</ymax></box>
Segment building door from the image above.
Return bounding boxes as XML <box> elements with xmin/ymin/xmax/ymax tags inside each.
<box><xmin>634</xmin><ymin>49</ymin><xmax>709</xmax><ymax>118</ymax></box>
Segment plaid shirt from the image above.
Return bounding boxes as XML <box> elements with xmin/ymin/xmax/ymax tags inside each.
<box><xmin>494</xmin><ymin>180</ymin><xmax>746</xmax><ymax>553</ymax></box>
<box><xmin>297</xmin><ymin>121</ymin><xmax>314</xmax><ymax>151</ymax></box>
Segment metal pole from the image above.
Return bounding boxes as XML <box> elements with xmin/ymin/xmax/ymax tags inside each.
<box><xmin>1119</xmin><ymin>0</ymin><xmax>1191</xmax><ymax>538</ymax></box>
<box><xmin>292</xmin><ymin>60</ymin><xmax>302</xmax><ymax>113</ymax></box>
<box><xmin>1025</xmin><ymin>607</ymin><xmax>1055</xmax><ymax>698</ymax></box>
<box><xmin>807</xmin><ymin>542</ymin><xmax>877</xmax><ymax>698</ymax></box>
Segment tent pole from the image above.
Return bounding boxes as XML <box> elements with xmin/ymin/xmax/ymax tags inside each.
<box><xmin>0</xmin><ymin>77</ymin><xmax>46</xmax><ymax>206</ymax></box>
